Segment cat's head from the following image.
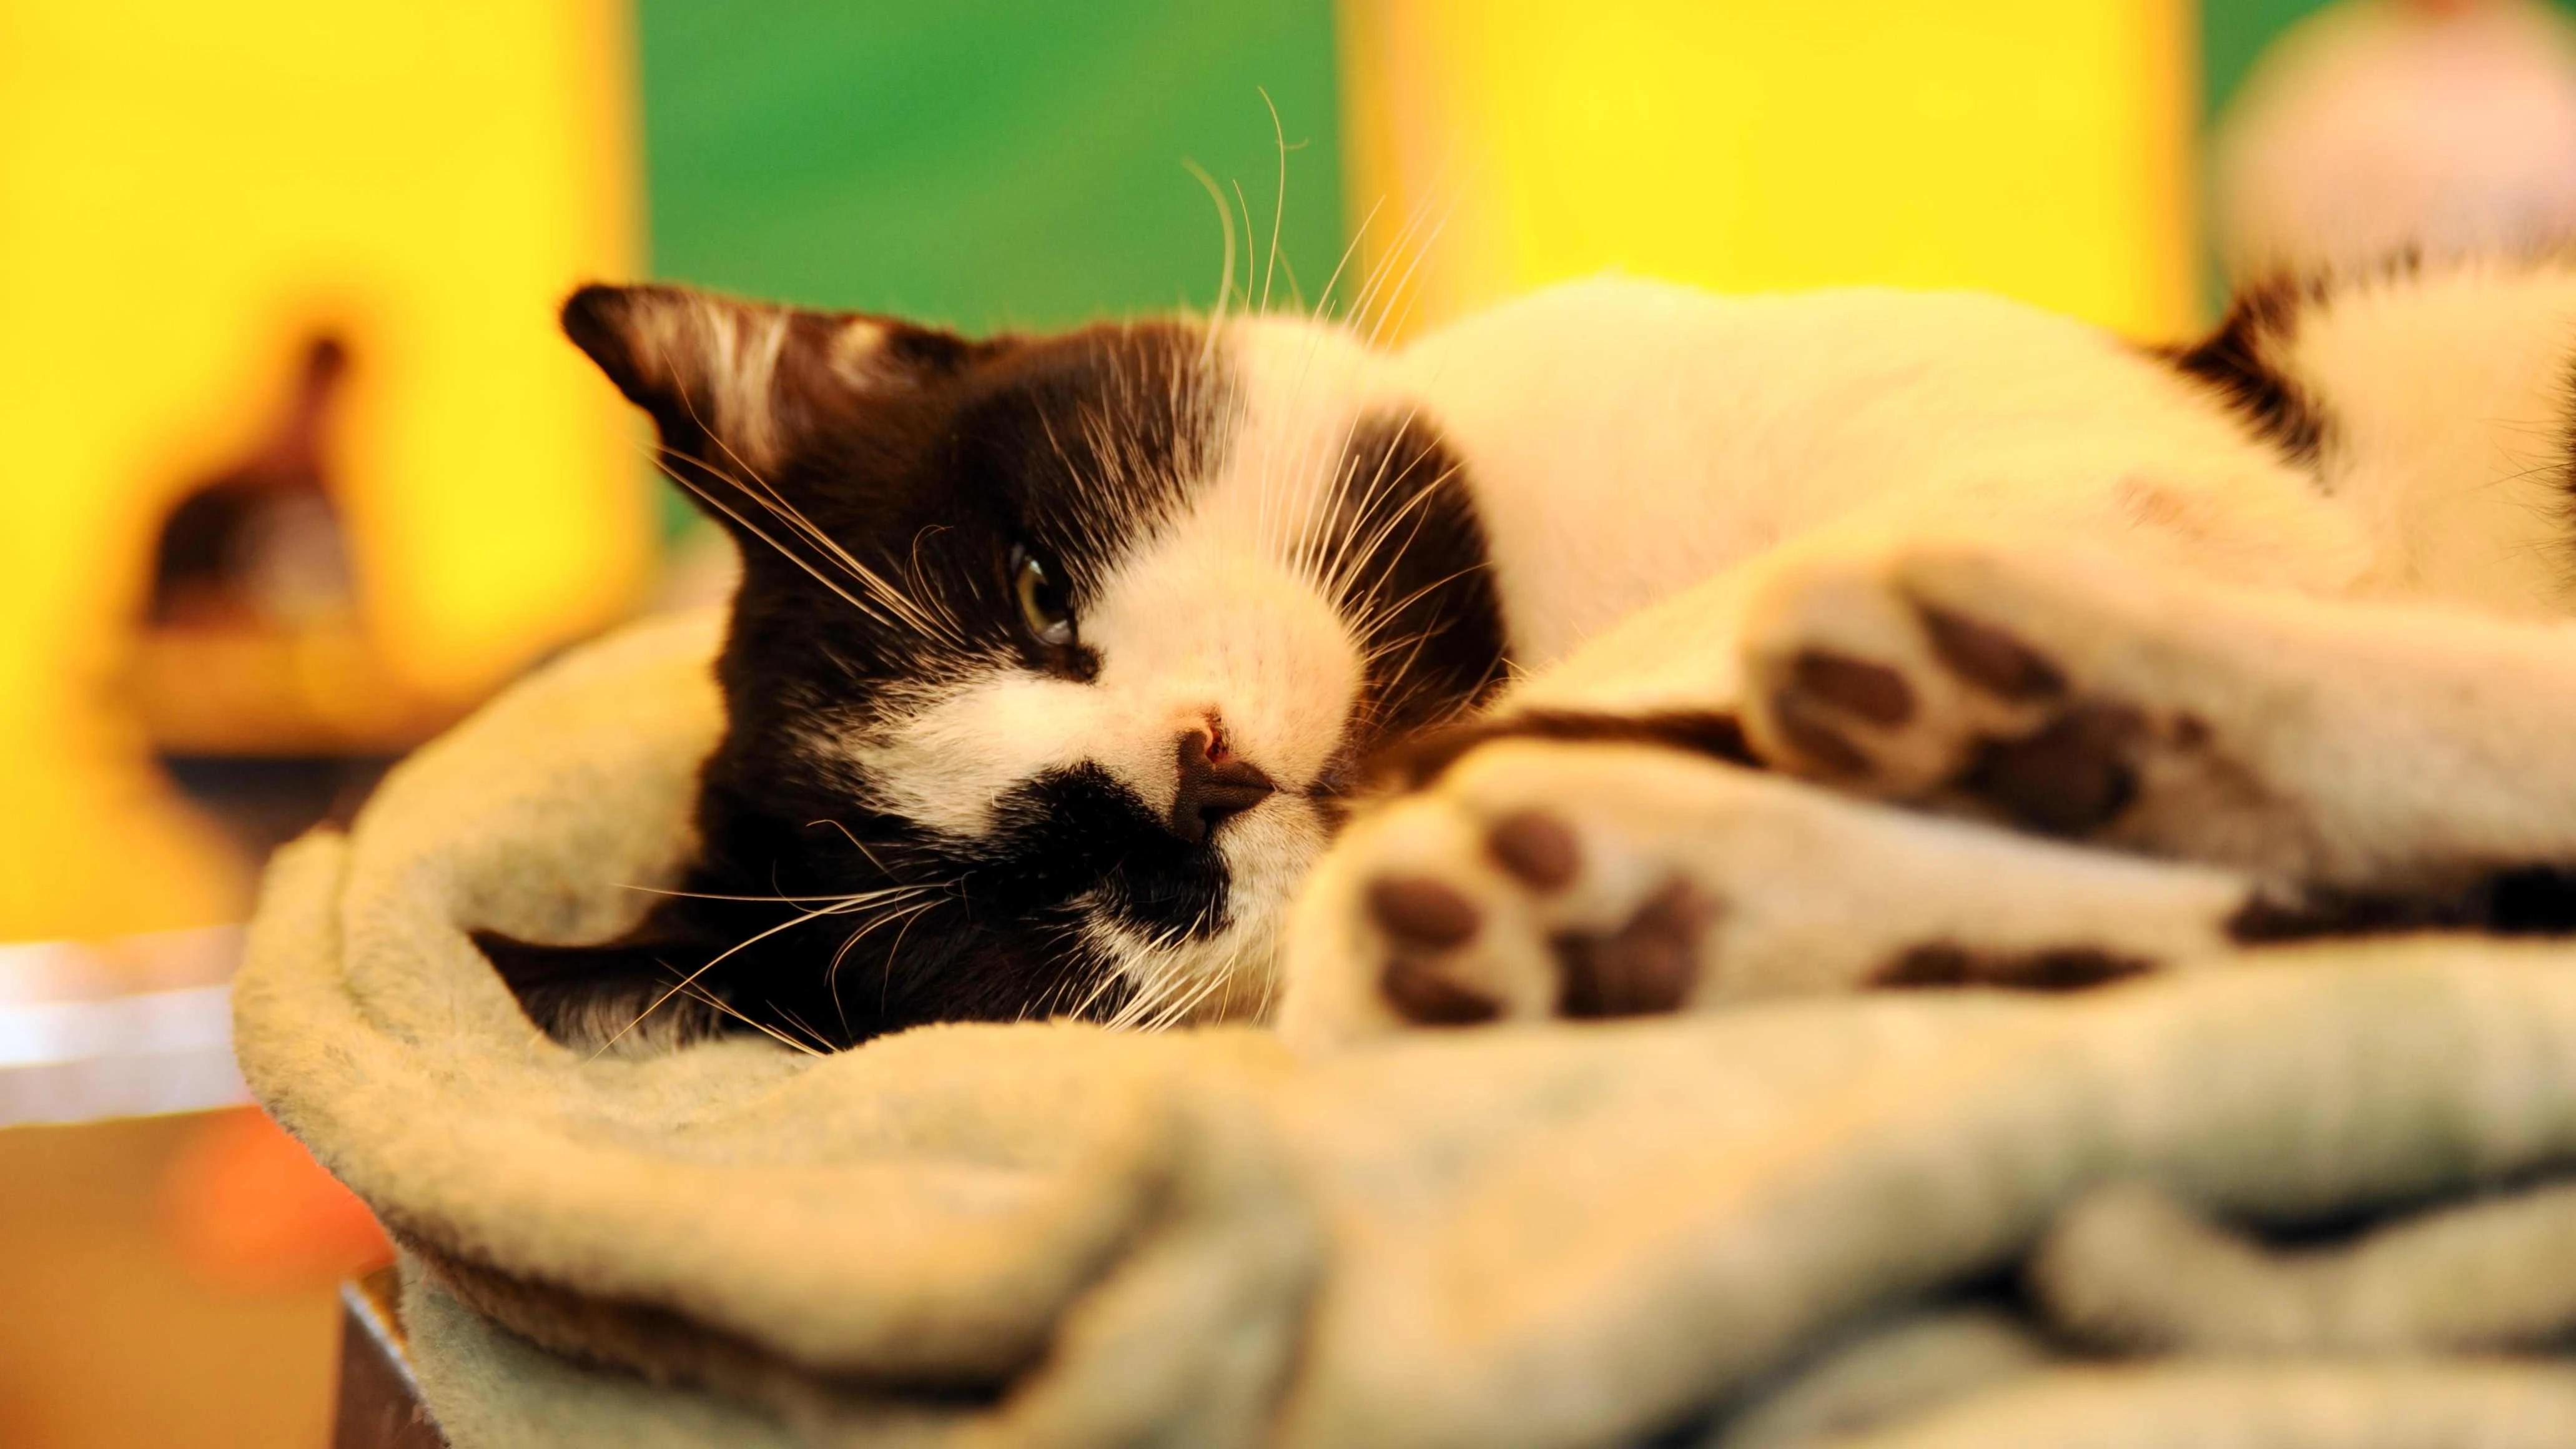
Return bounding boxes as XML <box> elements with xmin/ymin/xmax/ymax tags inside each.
<box><xmin>483</xmin><ymin>284</ymin><xmax>1506</xmax><ymax>1049</ymax></box>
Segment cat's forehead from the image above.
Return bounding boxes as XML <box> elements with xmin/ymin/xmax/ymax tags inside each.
<box><xmin>942</xmin><ymin>314</ymin><xmax>1389</xmax><ymax>473</ymax></box>
<box><xmin>940</xmin><ymin>319</ymin><xmax>1231</xmax><ymax>522</ymax></box>
<box><xmin>843</xmin><ymin>313</ymin><xmax>1398</xmax><ymax>558</ymax></box>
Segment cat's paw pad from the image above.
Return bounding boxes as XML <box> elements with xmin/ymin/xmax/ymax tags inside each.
<box><xmin>1278</xmin><ymin>749</ymin><xmax>1724</xmax><ymax>1041</ymax></box>
<box><xmin>1366</xmin><ymin>873</ymin><xmax>1507</xmax><ymax>1026</ymax></box>
<box><xmin>1739</xmin><ymin>545</ymin><xmax>2198</xmax><ymax>837</ymax></box>
<box><xmin>1542</xmin><ymin>876</ymin><xmax>1714</xmax><ymax>1019</ymax></box>
<box><xmin>1363</xmin><ymin>813</ymin><xmax>1714</xmax><ymax>1028</ymax></box>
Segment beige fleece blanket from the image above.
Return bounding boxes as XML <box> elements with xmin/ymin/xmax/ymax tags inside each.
<box><xmin>234</xmin><ymin>611</ymin><xmax>2576</xmax><ymax>1448</ymax></box>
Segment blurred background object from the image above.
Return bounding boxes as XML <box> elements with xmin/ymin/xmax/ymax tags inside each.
<box><xmin>7</xmin><ymin>0</ymin><xmax>2574</xmax><ymax>1443</ymax></box>
<box><xmin>1342</xmin><ymin>0</ymin><xmax>2200</xmax><ymax>339</ymax></box>
<box><xmin>0</xmin><ymin>0</ymin><xmax>647</xmax><ymax>949</ymax></box>
<box><xmin>2213</xmin><ymin>0</ymin><xmax>2576</xmax><ymax>277</ymax></box>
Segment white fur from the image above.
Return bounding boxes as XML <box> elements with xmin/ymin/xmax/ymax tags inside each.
<box><xmin>2287</xmin><ymin>260</ymin><xmax>2576</xmax><ymax>613</ymax></box>
<box><xmin>1397</xmin><ymin>279</ymin><xmax>2362</xmax><ymax>674</ymax></box>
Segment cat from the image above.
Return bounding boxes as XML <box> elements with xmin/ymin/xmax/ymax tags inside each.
<box><xmin>478</xmin><ymin>253</ymin><xmax>2576</xmax><ymax>1053</ymax></box>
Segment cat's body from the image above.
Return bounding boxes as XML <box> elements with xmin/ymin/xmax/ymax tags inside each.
<box><xmin>485</xmin><ymin>255</ymin><xmax>2576</xmax><ymax>1052</ymax></box>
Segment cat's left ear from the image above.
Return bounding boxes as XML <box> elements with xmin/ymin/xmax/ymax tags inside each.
<box><xmin>560</xmin><ymin>282</ymin><xmax>990</xmax><ymax>490</ymax></box>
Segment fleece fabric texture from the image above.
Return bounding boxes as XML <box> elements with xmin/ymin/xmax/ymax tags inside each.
<box><xmin>234</xmin><ymin>611</ymin><xmax>2576</xmax><ymax>1448</ymax></box>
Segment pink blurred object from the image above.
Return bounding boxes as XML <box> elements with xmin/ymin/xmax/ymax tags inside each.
<box><xmin>2215</xmin><ymin>0</ymin><xmax>2576</xmax><ymax>276</ymax></box>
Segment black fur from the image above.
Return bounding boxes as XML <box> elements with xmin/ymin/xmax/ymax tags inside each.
<box><xmin>1366</xmin><ymin>708</ymin><xmax>1759</xmax><ymax>794</ymax></box>
<box><xmin>1872</xmin><ymin>942</ymin><xmax>2154</xmax><ymax>991</ymax></box>
<box><xmin>2226</xmin><ymin>864</ymin><xmax>2576</xmax><ymax>944</ymax></box>
<box><xmin>2156</xmin><ymin>252</ymin><xmax>2443</xmax><ymax>479</ymax></box>
<box><xmin>1307</xmin><ymin>413</ymin><xmax>1513</xmax><ymax>803</ymax></box>
<box><xmin>2159</xmin><ymin>276</ymin><xmax>2333</xmax><ymax>472</ymax></box>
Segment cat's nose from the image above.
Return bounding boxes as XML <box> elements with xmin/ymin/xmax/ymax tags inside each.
<box><xmin>1169</xmin><ymin>726</ymin><xmax>1275</xmax><ymax>844</ymax></box>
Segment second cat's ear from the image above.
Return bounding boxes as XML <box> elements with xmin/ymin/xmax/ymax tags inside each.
<box><xmin>560</xmin><ymin>282</ymin><xmax>990</xmax><ymax>490</ymax></box>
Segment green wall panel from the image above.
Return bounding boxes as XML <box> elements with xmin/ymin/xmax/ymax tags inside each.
<box><xmin>2201</xmin><ymin>0</ymin><xmax>2344</xmax><ymax>121</ymax></box>
<box><xmin>634</xmin><ymin>1</ymin><xmax>1345</xmax><ymax>335</ymax></box>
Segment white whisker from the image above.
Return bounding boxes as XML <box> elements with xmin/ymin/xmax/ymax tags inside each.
<box><xmin>589</xmin><ymin>888</ymin><xmax>894</xmax><ymax>1059</ymax></box>
<box><xmin>1258</xmin><ymin>84</ymin><xmax>1289</xmax><ymax>315</ymax></box>
<box><xmin>1182</xmin><ymin>159</ymin><xmax>1238</xmax><ymax>365</ymax></box>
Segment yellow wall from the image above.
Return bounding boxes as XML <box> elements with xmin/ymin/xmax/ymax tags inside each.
<box><xmin>1341</xmin><ymin>0</ymin><xmax>2196</xmax><ymax>341</ymax></box>
<box><xmin>0</xmin><ymin>1</ymin><xmax>645</xmax><ymax>937</ymax></box>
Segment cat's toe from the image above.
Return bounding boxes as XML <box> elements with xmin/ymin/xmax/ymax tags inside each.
<box><xmin>1365</xmin><ymin>875</ymin><xmax>1484</xmax><ymax>951</ymax></box>
<box><xmin>1738</xmin><ymin>554</ymin><xmax>2008</xmax><ymax>794</ymax></box>
<box><xmin>1486</xmin><ymin>809</ymin><xmax>1582</xmax><ymax>891</ymax></box>
<box><xmin>1551</xmin><ymin>878</ymin><xmax>1712</xmax><ymax>1018</ymax></box>
<box><xmin>1277</xmin><ymin>745</ymin><xmax>1730</xmax><ymax>1045</ymax></box>
<box><xmin>1915</xmin><ymin>604</ymin><xmax>2067</xmax><ymax>701</ymax></box>
<box><xmin>1362</xmin><ymin>874</ymin><xmax>1512</xmax><ymax>1026</ymax></box>
<box><xmin>1378</xmin><ymin>951</ymin><xmax>1506</xmax><ymax>1026</ymax></box>
<box><xmin>1738</xmin><ymin>542</ymin><xmax>2231</xmax><ymax>844</ymax></box>
<box><xmin>1362</xmin><ymin>839</ymin><xmax>1709</xmax><ymax>1027</ymax></box>
<box><xmin>1273</xmin><ymin>788</ymin><xmax>1556</xmax><ymax>1039</ymax></box>
<box><xmin>1741</xmin><ymin>550</ymin><xmax>2088</xmax><ymax>784</ymax></box>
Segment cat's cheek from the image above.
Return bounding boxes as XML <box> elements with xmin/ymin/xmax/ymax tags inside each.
<box><xmin>1243</xmin><ymin>790</ymin><xmax>1335</xmax><ymax>874</ymax></box>
<box><xmin>1215</xmin><ymin>799</ymin><xmax>1335</xmax><ymax>976</ymax></box>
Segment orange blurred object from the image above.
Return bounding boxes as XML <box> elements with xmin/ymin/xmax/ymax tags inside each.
<box><xmin>160</xmin><ymin>1107</ymin><xmax>392</xmax><ymax>1294</ymax></box>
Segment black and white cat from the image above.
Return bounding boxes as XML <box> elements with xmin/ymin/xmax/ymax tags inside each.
<box><xmin>481</xmin><ymin>255</ymin><xmax>2576</xmax><ymax>1052</ymax></box>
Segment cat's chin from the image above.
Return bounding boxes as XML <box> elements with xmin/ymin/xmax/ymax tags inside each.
<box><xmin>1075</xmin><ymin>911</ymin><xmax>1280</xmax><ymax>1029</ymax></box>
<box><xmin>1078</xmin><ymin>798</ymin><xmax>1329</xmax><ymax>1029</ymax></box>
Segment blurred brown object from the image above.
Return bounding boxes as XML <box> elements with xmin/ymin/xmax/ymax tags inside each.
<box><xmin>127</xmin><ymin>335</ymin><xmax>458</xmax><ymax>758</ymax></box>
<box><xmin>128</xmin><ymin>620</ymin><xmax>453</xmax><ymax>757</ymax></box>
<box><xmin>335</xmin><ymin>1268</ymin><xmax>447</xmax><ymax>1449</ymax></box>
<box><xmin>0</xmin><ymin>1114</ymin><xmax>336</xmax><ymax>1448</ymax></box>
<box><xmin>150</xmin><ymin>337</ymin><xmax>352</xmax><ymax>631</ymax></box>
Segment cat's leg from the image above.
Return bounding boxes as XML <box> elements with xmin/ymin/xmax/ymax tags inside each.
<box><xmin>1274</xmin><ymin>734</ymin><xmax>2258</xmax><ymax>1047</ymax></box>
<box><xmin>1734</xmin><ymin>539</ymin><xmax>2576</xmax><ymax>901</ymax></box>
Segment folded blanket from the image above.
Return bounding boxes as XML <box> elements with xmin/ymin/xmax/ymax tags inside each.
<box><xmin>234</xmin><ymin>612</ymin><xmax>2576</xmax><ymax>1448</ymax></box>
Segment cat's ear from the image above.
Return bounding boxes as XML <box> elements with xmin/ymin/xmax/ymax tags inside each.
<box><xmin>559</xmin><ymin>282</ymin><xmax>987</xmax><ymax>495</ymax></box>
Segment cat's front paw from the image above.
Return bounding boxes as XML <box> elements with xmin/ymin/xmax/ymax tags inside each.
<box><xmin>1276</xmin><ymin>741</ymin><xmax>1727</xmax><ymax>1044</ymax></box>
<box><xmin>1273</xmin><ymin>731</ymin><xmax>2247</xmax><ymax>1049</ymax></box>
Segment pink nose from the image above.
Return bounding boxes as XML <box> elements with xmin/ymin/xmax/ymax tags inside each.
<box><xmin>1168</xmin><ymin>724</ymin><xmax>1274</xmax><ymax>843</ymax></box>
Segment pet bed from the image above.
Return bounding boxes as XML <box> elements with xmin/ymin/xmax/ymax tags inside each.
<box><xmin>234</xmin><ymin>611</ymin><xmax>2576</xmax><ymax>1447</ymax></box>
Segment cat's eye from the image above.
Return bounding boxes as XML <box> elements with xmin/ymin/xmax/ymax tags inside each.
<box><xmin>1010</xmin><ymin>544</ymin><xmax>1077</xmax><ymax>647</ymax></box>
